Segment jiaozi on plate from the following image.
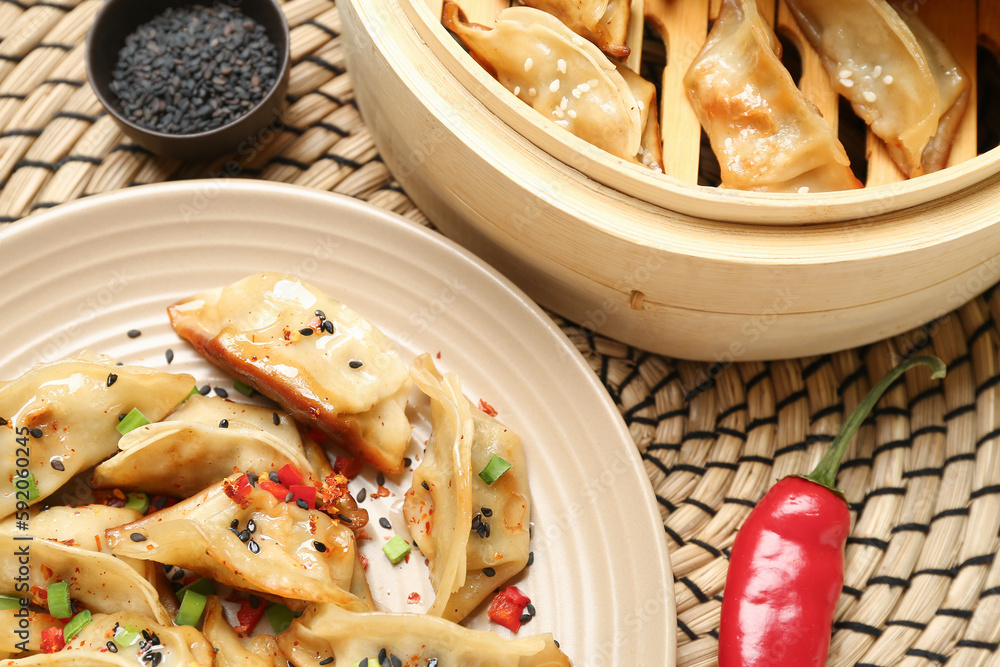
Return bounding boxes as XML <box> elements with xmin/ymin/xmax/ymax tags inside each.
<box><xmin>404</xmin><ymin>354</ymin><xmax>531</xmax><ymax>622</ymax></box>
<box><xmin>518</xmin><ymin>0</ymin><xmax>632</xmax><ymax>59</ymax></box>
<box><xmin>785</xmin><ymin>0</ymin><xmax>969</xmax><ymax>178</ymax></box>
<box><xmin>684</xmin><ymin>0</ymin><xmax>862</xmax><ymax>192</ymax></box>
<box><xmin>167</xmin><ymin>272</ymin><xmax>413</xmax><ymax>473</ymax></box>
<box><xmin>443</xmin><ymin>3</ymin><xmax>662</xmax><ymax>170</ymax></box>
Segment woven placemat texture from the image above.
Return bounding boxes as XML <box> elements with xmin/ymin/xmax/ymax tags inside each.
<box><xmin>2</xmin><ymin>1</ymin><xmax>1000</xmax><ymax>665</ymax></box>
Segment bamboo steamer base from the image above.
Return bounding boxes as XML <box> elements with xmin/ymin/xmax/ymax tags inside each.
<box><xmin>341</xmin><ymin>0</ymin><xmax>1000</xmax><ymax>361</ymax></box>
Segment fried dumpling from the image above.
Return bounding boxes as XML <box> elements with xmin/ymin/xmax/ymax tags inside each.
<box><xmin>0</xmin><ymin>528</ymin><xmax>171</xmax><ymax>624</ymax></box>
<box><xmin>684</xmin><ymin>0</ymin><xmax>861</xmax><ymax>192</ymax></box>
<box><xmin>404</xmin><ymin>355</ymin><xmax>531</xmax><ymax>622</ymax></box>
<box><xmin>892</xmin><ymin>2</ymin><xmax>970</xmax><ymax>173</ymax></box>
<box><xmin>519</xmin><ymin>0</ymin><xmax>631</xmax><ymax>59</ymax></box>
<box><xmin>202</xmin><ymin>596</ymin><xmax>288</xmax><ymax>667</ymax></box>
<box><xmin>168</xmin><ymin>273</ymin><xmax>412</xmax><ymax>474</ymax></box>
<box><xmin>106</xmin><ymin>472</ymin><xmax>370</xmax><ymax>610</ymax></box>
<box><xmin>93</xmin><ymin>395</ymin><xmax>331</xmax><ymax>497</ymax></box>
<box><xmin>0</xmin><ymin>352</ymin><xmax>194</xmax><ymax>518</ymax></box>
<box><xmin>278</xmin><ymin>603</ymin><xmax>571</xmax><ymax>666</ymax></box>
<box><xmin>784</xmin><ymin>0</ymin><xmax>942</xmax><ymax>177</ymax></box>
<box><xmin>443</xmin><ymin>3</ymin><xmax>645</xmax><ymax>165</ymax></box>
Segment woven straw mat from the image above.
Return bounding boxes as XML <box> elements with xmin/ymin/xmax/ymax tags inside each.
<box><xmin>2</xmin><ymin>0</ymin><xmax>1000</xmax><ymax>665</ymax></box>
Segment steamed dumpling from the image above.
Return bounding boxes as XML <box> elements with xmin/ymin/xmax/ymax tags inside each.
<box><xmin>404</xmin><ymin>354</ymin><xmax>531</xmax><ymax>622</ymax></box>
<box><xmin>0</xmin><ymin>352</ymin><xmax>194</xmax><ymax>518</ymax></box>
<box><xmin>167</xmin><ymin>273</ymin><xmax>412</xmax><ymax>473</ymax></box>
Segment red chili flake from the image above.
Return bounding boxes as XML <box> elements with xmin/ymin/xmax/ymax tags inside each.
<box><xmin>333</xmin><ymin>456</ymin><xmax>363</xmax><ymax>479</ymax></box>
<box><xmin>477</xmin><ymin>399</ymin><xmax>498</xmax><ymax>417</ymax></box>
<box><xmin>373</xmin><ymin>485</ymin><xmax>391</xmax><ymax>499</ymax></box>
<box><xmin>41</xmin><ymin>564</ymin><xmax>54</xmax><ymax>579</ymax></box>
<box><xmin>224</xmin><ymin>475</ymin><xmax>253</xmax><ymax>508</ymax></box>
<box><xmin>435</xmin><ymin>351</ymin><xmax>441</xmax><ymax>359</ymax></box>
<box><xmin>407</xmin><ymin>592</ymin><xmax>421</xmax><ymax>604</ymax></box>
<box><xmin>359</xmin><ymin>553</ymin><xmax>369</xmax><ymax>570</ymax></box>
<box><xmin>30</xmin><ymin>585</ymin><xmax>47</xmax><ymax>602</ymax></box>
<box><xmin>41</xmin><ymin>626</ymin><xmax>65</xmax><ymax>653</ymax></box>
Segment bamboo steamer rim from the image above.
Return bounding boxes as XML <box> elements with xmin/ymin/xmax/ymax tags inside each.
<box><xmin>400</xmin><ymin>0</ymin><xmax>1000</xmax><ymax>227</ymax></box>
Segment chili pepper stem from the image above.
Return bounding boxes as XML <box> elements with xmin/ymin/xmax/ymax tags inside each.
<box><xmin>805</xmin><ymin>355</ymin><xmax>946</xmax><ymax>491</ymax></box>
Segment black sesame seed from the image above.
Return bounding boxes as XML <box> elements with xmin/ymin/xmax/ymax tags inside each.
<box><xmin>349</xmin><ymin>359</ymin><xmax>363</xmax><ymax>369</ymax></box>
<box><xmin>127</xmin><ymin>329</ymin><xmax>141</xmax><ymax>338</ymax></box>
<box><xmin>248</xmin><ymin>539</ymin><xmax>260</xmax><ymax>554</ymax></box>
<box><xmin>471</xmin><ymin>514</ymin><xmax>482</xmax><ymax>531</ymax></box>
<box><xmin>376</xmin><ymin>472</ymin><xmax>386</xmax><ymax>487</ymax></box>
<box><xmin>171</xmin><ymin>569</ymin><xmax>184</xmax><ymax>581</ymax></box>
<box><xmin>272</xmin><ymin>412</ymin><xmax>281</xmax><ymax>426</ymax></box>
<box><xmin>269</xmin><ymin>471</ymin><xmax>280</xmax><ymax>483</ymax></box>
<box><xmin>154</xmin><ymin>496</ymin><xmax>167</xmax><ymax>509</ymax></box>
<box><xmin>421</xmin><ymin>481</ymin><xmax>430</xmax><ymax>491</ymax></box>
<box><xmin>141</xmin><ymin>630</ymin><xmax>151</xmax><ymax>642</ymax></box>
<box><xmin>519</xmin><ymin>613</ymin><xmax>532</xmax><ymax>624</ymax></box>
<box><xmin>314</xmin><ymin>541</ymin><xmax>327</xmax><ymax>552</ymax></box>
<box><xmin>238</xmin><ymin>529</ymin><xmax>250</xmax><ymax>543</ymax></box>
<box><xmin>322</xmin><ymin>320</ymin><xmax>335</xmax><ymax>334</ymax></box>
<box><xmin>358</xmin><ymin>659</ymin><xmax>368</xmax><ymax>667</ymax></box>
<box><xmin>299</xmin><ymin>327</ymin><xmax>314</xmax><ymax>336</ymax></box>
<box><xmin>314</xmin><ymin>309</ymin><xmax>326</xmax><ymax>319</ymax></box>
<box><xmin>0</xmin><ymin>417</ymin><xmax>6</xmax><ymax>426</ymax></box>
<box><xmin>249</xmin><ymin>594</ymin><xmax>261</xmax><ymax>609</ymax></box>
<box><xmin>119</xmin><ymin>413</ymin><xmax>127</xmax><ymax>421</ymax></box>
<box><xmin>50</xmin><ymin>459</ymin><xmax>64</xmax><ymax>471</ymax></box>
<box><xmin>29</xmin><ymin>428</ymin><xmax>43</xmax><ymax>439</ymax></box>
<box><xmin>527</xmin><ymin>551</ymin><xmax>534</xmax><ymax>566</ymax></box>
<box><xmin>390</xmin><ymin>655</ymin><xmax>402</xmax><ymax>667</ymax></box>
<box><xmin>526</xmin><ymin>602</ymin><xmax>536</xmax><ymax>617</ymax></box>
<box><xmin>378</xmin><ymin>649</ymin><xmax>387</xmax><ymax>664</ymax></box>
<box><xmin>247</xmin><ymin>519</ymin><xmax>256</xmax><ymax>533</ymax></box>
<box><xmin>231</xmin><ymin>519</ymin><xmax>239</xmax><ymax>529</ymax></box>
<box><xmin>482</xmin><ymin>567</ymin><xmax>496</xmax><ymax>577</ymax></box>
<box><xmin>554</xmin><ymin>640</ymin><xmax>560</xmax><ymax>648</ymax></box>
<box><xmin>199</xmin><ymin>384</ymin><xmax>211</xmax><ymax>395</ymax></box>
<box><xmin>320</xmin><ymin>658</ymin><xmax>334</xmax><ymax>666</ymax></box>
<box><xmin>130</xmin><ymin>532</ymin><xmax>147</xmax><ymax>542</ymax></box>
<box><xmin>356</xmin><ymin>488</ymin><xmax>367</xmax><ymax>503</ymax></box>
<box><xmin>165</xmin><ymin>349</ymin><xmax>174</xmax><ymax>364</ymax></box>
<box><xmin>337</xmin><ymin>513</ymin><xmax>351</xmax><ymax>524</ymax></box>
<box><xmin>481</xmin><ymin>507</ymin><xmax>493</xmax><ymax>517</ymax></box>
<box><xmin>296</xmin><ymin>498</ymin><xmax>309</xmax><ymax>510</ymax></box>
<box><xmin>403</xmin><ymin>457</ymin><xmax>412</xmax><ymax>467</ymax></box>
<box><xmin>149</xmin><ymin>651</ymin><xmax>163</xmax><ymax>666</ymax></box>
<box><xmin>214</xmin><ymin>387</ymin><xmax>229</xmax><ymax>398</ymax></box>
<box><xmin>107</xmin><ymin>372</ymin><xmax>118</xmax><ymax>387</ymax></box>
<box><xmin>219</xmin><ymin>419</ymin><xmax>229</xmax><ymax>428</ymax></box>
<box><xmin>246</xmin><ymin>471</ymin><xmax>258</xmax><ymax>486</ymax></box>
<box><xmin>427</xmin><ymin>660</ymin><xmax>438</xmax><ymax>667</ymax></box>
<box><xmin>378</xmin><ymin>517</ymin><xmax>391</xmax><ymax>530</ymax></box>
<box><xmin>285</xmin><ymin>492</ymin><xmax>294</xmax><ymax>502</ymax></box>
<box><xmin>107</xmin><ymin>640</ymin><xmax>118</xmax><ymax>652</ymax></box>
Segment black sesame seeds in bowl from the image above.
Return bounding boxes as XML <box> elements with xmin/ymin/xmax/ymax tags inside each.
<box><xmin>86</xmin><ymin>0</ymin><xmax>289</xmax><ymax>160</ymax></box>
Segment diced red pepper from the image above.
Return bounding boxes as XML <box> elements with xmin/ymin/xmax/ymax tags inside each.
<box><xmin>234</xmin><ymin>598</ymin><xmax>268</xmax><ymax>636</ymax></box>
<box><xmin>488</xmin><ymin>587</ymin><xmax>531</xmax><ymax>633</ymax></box>
<box><xmin>277</xmin><ymin>464</ymin><xmax>304</xmax><ymax>488</ymax></box>
<box><xmin>289</xmin><ymin>484</ymin><xmax>316</xmax><ymax>508</ymax></box>
<box><xmin>333</xmin><ymin>456</ymin><xmax>363</xmax><ymax>480</ymax></box>
<box><xmin>41</xmin><ymin>626</ymin><xmax>65</xmax><ymax>653</ymax></box>
<box><xmin>259</xmin><ymin>479</ymin><xmax>290</xmax><ymax>501</ymax></box>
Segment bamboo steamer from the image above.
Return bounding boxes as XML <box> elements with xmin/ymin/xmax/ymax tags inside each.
<box><xmin>340</xmin><ymin>0</ymin><xmax>1000</xmax><ymax>361</ymax></box>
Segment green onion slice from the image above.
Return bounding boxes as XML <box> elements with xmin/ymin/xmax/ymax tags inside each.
<box><xmin>116</xmin><ymin>408</ymin><xmax>151</xmax><ymax>435</ymax></box>
<box><xmin>124</xmin><ymin>492</ymin><xmax>149</xmax><ymax>514</ymax></box>
<box><xmin>265</xmin><ymin>603</ymin><xmax>295</xmax><ymax>634</ymax></box>
<box><xmin>113</xmin><ymin>623</ymin><xmax>142</xmax><ymax>647</ymax></box>
<box><xmin>23</xmin><ymin>471</ymin><xmax>40</xmax><ymax>502</ymax></box>
<box><xmin>233</xmin><ymin>380</ymin><xmax>255</xmax><ymax>396</ymax></box>
<box><xmin>478</xmin><ymin>454</ymin><xmax>512</xmax><ymax>485</ymax></box>
<box><xmin>46</xmin><ymin>582</ymin><xmax>73</xmax><ymax>619</ymax></box>
<box><xmin>382</xmin><ymin>535</ymin><xmax>411</xmax><ymax>564</ymax></box>
<box><xmin>183</xmin><ymin>386</ymin><xmax>201</xmax><ymax>401</ymax></box>
<box><xmin>177</xmin><ymin>577</ymin><xmax>215</xmax><ymax>601</ymax></box>
<box><xmin>0</xmin><ymin>595</ymin><xmax>22</xmax><ymax>611</ymax></box>
<box><xmin>63</xmin><ymin>610</ymin><xmax>92</xmax><ymax>642</ymax></box>
<box><xmin>175</xmin><ymin>590</ymin><xmax>207</xmax><ymax>627</ymax></box>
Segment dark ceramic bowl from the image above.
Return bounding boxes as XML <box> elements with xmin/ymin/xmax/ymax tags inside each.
<box><xmin>86</xmin><ymin>0</ymin><xmax>290</xmax><ymax>160</ymax></box>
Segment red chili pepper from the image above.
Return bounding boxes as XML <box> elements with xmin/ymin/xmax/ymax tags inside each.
<box><xmin>234</xmin><ymin>598</ymin><xmax>268</xmax><ymax>636</ymax></box>
<box><xmin>277</xmin><ymin>464</ymin><xmax>304</xmax><ymax>488</ymax></box>
<box><xmin>289</xmin><ymin>484</ymin><xmax>317</xmax><ymax>508</ymax></box>
<box><xmin>259</xmin><ymin>478</ymin><xmax>290</xmax><ymax>501</ymax></box>
<box><xmin>719</xmin><ymin>356</ymin><xmax>945</xmax><ymax>667</ymax></box>
<box><xmin>488</xmin><ymin>586</ymin><xmax>531</xmax><ymax>632</ymax></box>
<box><xmin>333</xmin><ymin>456</ymin><xmax>364</xmax><ymax>480</ymax></box>
<box><xmin>41</xmin><ymin>626</ymin><xmax>65</xmax><ymax>653</ymax></box>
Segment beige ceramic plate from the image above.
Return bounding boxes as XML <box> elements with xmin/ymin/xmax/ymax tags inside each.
<box><xmin>0</xmin><ymin>180</ymin><xmax>675</xmax><ymax>665</ymax></box>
